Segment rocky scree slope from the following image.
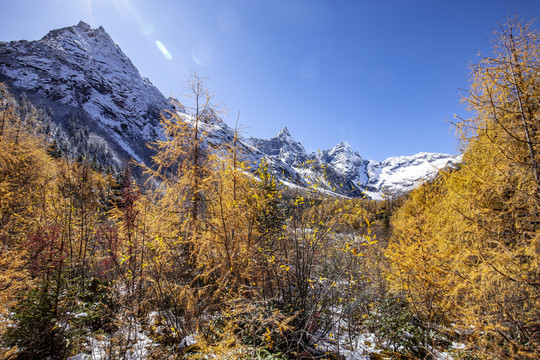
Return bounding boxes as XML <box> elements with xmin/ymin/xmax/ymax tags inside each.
<box><xmin>0</xmin><ymin>22</ymin><xmax>460</xmax><ymax>199</ymax></box>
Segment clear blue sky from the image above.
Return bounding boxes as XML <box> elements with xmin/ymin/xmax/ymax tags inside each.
<box><xmin>1</xmin><ymin>0</ymin><xmax>539</xmax><ymax>160</ymax></box>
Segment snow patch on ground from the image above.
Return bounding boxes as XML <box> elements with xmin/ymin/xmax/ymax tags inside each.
<box><xmin>67</xmin><ymin>322</ymin><xmax>154</xmax><ymax>360</ymax></box>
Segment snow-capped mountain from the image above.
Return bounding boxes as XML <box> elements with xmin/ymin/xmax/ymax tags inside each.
<box><xmin>363</xmin><ymin>152</ymin><xmax>461</xmax><ymax>199</ymax></box>
<box><xmin>0</xmin><ymin>22</ymin><xmax>460</xmax><ymax>199</ymax></box>
<box><xmin>247</xmin><ymin>129</ymin><xmax>460</xmax><ymax>200</ymax></box>
<box><xmin>249</xmin><ymin>127</ymin><xmax>307</xmax><ymax>167</ymax></box>
<box><xmin>0</xmin><ymin>21</ymin><xmax>170</xmax><ymax>170</ymax></box>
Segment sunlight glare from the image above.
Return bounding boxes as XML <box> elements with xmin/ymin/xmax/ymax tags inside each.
<box><xmin>140</xmin><ymin>22</ymin><xmax>154</xmax><ymax>36</ymax></box>
<box><xmin>85</xmin><ymin>0</ymin><xmax>93</xmax><ymax>19</ymax></box>
<box><xmin>191</xmin><ymin>42</ymin><xmax>213</xmax><ymax>66</ymax></box>
<box><xmin>156</xmin><ymin>40</ymin><xmax>173</xmax><ymax>60</ymax></box>
<box><xmin>112</xmin><ymin>0</ymin><xmax>153</xmax><ymax>35</ymax></box>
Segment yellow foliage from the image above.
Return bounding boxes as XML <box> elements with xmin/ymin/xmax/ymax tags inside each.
<box><xmin>386</xmin><ymin>18</ymin><xmax>540</xmax><ymax>359</ymax></box>
<box><xmin>0</xmin><ymin>83</ymin><xmax>56</xmax><ymax>340</ymax></box>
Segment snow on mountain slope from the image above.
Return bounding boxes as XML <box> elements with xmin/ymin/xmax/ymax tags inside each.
<box><xmin>0</xmin><ymin>21</ymin><xmax>170</xmax><ymax>169</ymax></box>
<box><xmin>317</xmin><ymin>142</ymin><xmax>370</xmax><ymax>186</ymax></box>
<box><xmin>249</xmin><ymin>127</ymin><xmax>307</xmax><ymax>167</ymax></box>
<box><xmin>0</xmin><ymin>21</ymin><xmax>460</xmax><ymax>199</ymax></box>
<box><xmin>364</xmin><ymin>153</ymin><xmax>461</xmax><ymax>200</ymax></box>
<box><xmin>249</xmin><ymin>130</ymin><xmax>460</xmax><ymax>199</ymax></box>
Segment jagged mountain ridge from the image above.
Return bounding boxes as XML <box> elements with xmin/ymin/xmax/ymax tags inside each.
<box><xmin>0</xmin><ymin>21</ymin><xmax>460</xmax><ymax>199</ymax></box>
<box><xmin>247</xmin><ymin>129</ymin><xmax>460</xmax><ymax>200</ymax></box>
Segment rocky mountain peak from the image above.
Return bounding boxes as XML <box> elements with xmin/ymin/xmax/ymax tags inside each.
<box><xmin>0</xmin><ymin>21</ymin><xmax>170</xmax><ymax>170</ymax></box>
<box><xmin>276</xmin><ymin>126</ymin><xmax>291</xmax><ymax>138</ymax></box>
<box><xmin>329</xmin><ymin>141</ymin><xmax>354</xmax><ymax>154</ymax></box>
<box><xmin>42</xmin><ymin>21</ymin><xmax>115</xmax><ymax>50</ymax></box>
<box><xmin>249</xmin><ymin>127</ymin><xmax>306</xmax><ymax>167</ymax></box>
<box><xmin>75</xmin><ymin>20</ymin><xmax>94</xmax><ymax>32</ymax></box>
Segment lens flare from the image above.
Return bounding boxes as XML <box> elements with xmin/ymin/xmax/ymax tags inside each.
<box><xmin>155</xmin><ymin>40</ymin><xmax>172</xmax><ymax>60</ymax></box>
<box><xmin>191</xmin><ymin>42</ymin><xmax>213</xmax><ymax>66</ymax></box>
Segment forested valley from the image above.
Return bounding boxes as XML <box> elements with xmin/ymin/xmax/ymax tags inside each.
<box><xmin>0</xmin><ymin>19</ymin><xmax>538</xmax><ymax>360</ymax></box>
